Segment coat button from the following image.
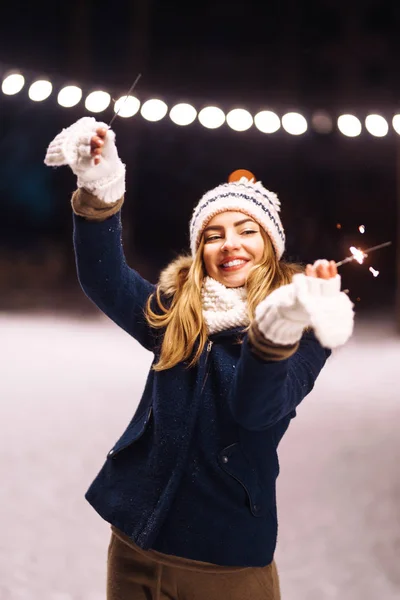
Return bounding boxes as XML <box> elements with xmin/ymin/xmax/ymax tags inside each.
<box><xmin>222</xmin><ymin>455</ymin><xmax>229</xmax><ymax>464</ymax></box>
<box><xmin>253</xmin><ymin>504</ymin><xmax>260</xmax><ymax>513</ymax></box>
<box><xmin>108</xmin><ymin>449</ymin><xmax>114</xmax><ymax>456</ymax></box>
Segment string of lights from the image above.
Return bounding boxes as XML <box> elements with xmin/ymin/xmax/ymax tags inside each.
<box><xmin>2</xmin><ymin>68</ymin><xmax>400</xmax><ymax>138</ymax></box>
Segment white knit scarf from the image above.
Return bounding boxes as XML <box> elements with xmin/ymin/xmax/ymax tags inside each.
<box><xmin>201</xmin><ymin>276</ymin><xmax>249</xmax><ymax>334</ymax></box>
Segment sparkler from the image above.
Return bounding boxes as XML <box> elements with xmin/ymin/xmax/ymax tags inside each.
<box><xmin>93</xmin><ymin>74</ymin><xmax>142</xmax><ymax>165</ymax></box>
<box><xmin>108</xmin><ymin>73</ymin><xmax>142</xmax><ymax>128</ymax></box>
<box><xmin>335</xmin><ymin>241</ymin><xmax>392</xmax><ymax>268</ymax></box>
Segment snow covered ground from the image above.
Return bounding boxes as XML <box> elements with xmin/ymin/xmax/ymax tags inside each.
<box><xmin>1</xmin><ymin>312</ymin><xmax>399</xmax><ymax>599</ymax></box>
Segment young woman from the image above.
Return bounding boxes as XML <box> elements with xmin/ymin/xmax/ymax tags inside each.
<box><xmin>45</xmin><ymin>117</ymin><xmax>354</xmax><ymax>600</ymax></box>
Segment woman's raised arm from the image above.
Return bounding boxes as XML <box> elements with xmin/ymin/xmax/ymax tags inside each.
<box><xmin>45</xmin><ymin>118</ymin><xmax>158</xmax><ymax>352</ymax></box>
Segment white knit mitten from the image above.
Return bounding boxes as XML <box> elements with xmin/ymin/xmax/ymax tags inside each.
<box><xmin>292</xmin><ymin>272</ymin><xmax>354</xmax><ymax>348</ymax></box>
<box><xmin>44</xmin><ymin>117</ymin><xmax>125</xmax><ymax>204</ymax></box>
<box><xmin>255</xmin><ymin>282</ymin><xmax>309</xmax><ymax>346</ymax></box>
<box><xmin>255</xmin><ymin>273</ymin><xmax>354</xmax><ymax>348</ymax></box>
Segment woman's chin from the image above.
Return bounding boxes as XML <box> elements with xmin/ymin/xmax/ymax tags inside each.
<box><xmin>219</xmin><ymin>272</ymin><xmax>247</xmax><ymax>288</ymax></box>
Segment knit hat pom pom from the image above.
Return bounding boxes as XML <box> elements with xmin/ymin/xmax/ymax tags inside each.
<box><xmin>228</xmin><ymin>169</ymin><xmax>281</xmax><ymax>213</ymax></box>
<box><xmin>228</xmin><ymin>169</ymin><xmax>256</xmax><ymax>183</ymax></box>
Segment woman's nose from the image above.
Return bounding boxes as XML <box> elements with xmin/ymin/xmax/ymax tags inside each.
<box><xmin>221</xmin><ymin>235</ymin><xmax>240</xmax><ymax>251</ymax></box>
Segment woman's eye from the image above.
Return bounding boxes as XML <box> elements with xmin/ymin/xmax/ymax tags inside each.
<box><xmin>205</xmin><ymin>230</ymin><xmax>258</xmax><ymax>242</ymax></box>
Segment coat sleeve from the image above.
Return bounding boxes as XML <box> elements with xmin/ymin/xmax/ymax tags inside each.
<box><xmin>228</xmin><ymin>330</ymin><xmax>331</xmax><ymax>430</ymax></box>
<box><xmin>73</xmin><ymin>210</ymin><xmax>158</xmax><ymax>352</ymax></box>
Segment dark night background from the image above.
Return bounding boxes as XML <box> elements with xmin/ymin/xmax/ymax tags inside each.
<box><xmin>1</xmin><ymin>0</ymin><xmax>399</xmax><ymax>313</ymax></box>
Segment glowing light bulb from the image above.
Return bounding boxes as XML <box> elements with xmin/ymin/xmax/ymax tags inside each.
<box><xmin>57</xmin><ymin>85</ymin><xmax>82</xmax><ymax>108</ymax></box>
<box><xmin>282</xmin><ymin>112</ymin><xmax>307</xmax><ymax>135</ymax></box>
<box><xmin>140</xmin><ymin>99</ymin><xmax>168</xmax><ymax>122</ymax></box>
<box><xmin>169</xmin><ymin>103</ymin><xmax>197</xmax><ymax>126</ymax></box>
<box><xmin>337</xmin><ymin>115</ymin><xmax>362</xmax><ymax>137</ymax></box>
<box><xmin>2</xmin><ymin>73</ymin><xmax>25</xmax><ymax>95</ymax></box>
<box><xmin>85</xmin><ymin>91</ymin><xmax>111</xmax><ymax>113</ymax></box>
<box><xmin>198</xmin><ymin>106</ymin><xmax>225</xmax><ymax>129</ymax></box>
<box><xmin>28</xmin><ymin>80</ymin><xmax>52</xmax><ymax>101</ymax></box>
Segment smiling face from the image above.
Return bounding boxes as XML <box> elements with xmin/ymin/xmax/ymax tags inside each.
<box><xmin>201</xmin><ymin>211</ymin><xmax>266</xmax><ymax>287</ymax></box>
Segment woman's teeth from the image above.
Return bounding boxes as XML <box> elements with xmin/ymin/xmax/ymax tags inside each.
<box><xmin>221</xmin><ymin>259</ymin><xmax>246</xmax><ymax>268</ymax></box>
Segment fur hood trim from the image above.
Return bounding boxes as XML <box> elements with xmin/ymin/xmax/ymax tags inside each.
<box><xmin>158</xmin><ymin>254</ymin><xmax>193</xmax><ymax>296</ymax></box>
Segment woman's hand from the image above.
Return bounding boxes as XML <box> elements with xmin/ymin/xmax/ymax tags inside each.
<box><xmin>44</xmin><ymin>117</ymin><xmax>126</xmax><ymax>204</ymax></box>
<box><xmin>91</xmin><ymin>127</ymin><xmax>108</xmax><ymax>165</ymax></box>
<box><xmin>305</xmin><ymin>259</ymin><xmax>337</xmax><ymax>279</ymax></box>
<box><xmin>254</xmin><ymin>259</ymin><xmax>354</xmax><ymax>349</ymax></box>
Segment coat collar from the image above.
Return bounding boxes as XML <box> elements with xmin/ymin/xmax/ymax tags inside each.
<box><xmin>209</xmin><ymin>326</ymin><xmax>247</xmax><ymax>342</ymax></box>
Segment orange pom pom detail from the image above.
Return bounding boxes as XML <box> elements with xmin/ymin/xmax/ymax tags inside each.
<box><xmin>228</xmin><ymin>169</ymin><xmax>256</xmax><ymax>183</ymax></box>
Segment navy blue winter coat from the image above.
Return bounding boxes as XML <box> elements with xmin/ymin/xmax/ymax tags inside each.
<box><xmin>73</xmin><ymin>211</ymin><xmax>330</xmax><ymax>567</ymax></box>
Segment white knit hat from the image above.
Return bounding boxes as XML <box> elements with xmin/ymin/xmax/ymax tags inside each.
<box><xmin>189</xmin><ymin>170</ymin><xmax>285</xmax><ymax>259</ymax></box>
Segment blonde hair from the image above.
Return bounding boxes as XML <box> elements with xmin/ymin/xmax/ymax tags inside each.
<box><xmin>145</xmin><ymin>229</ymin><xmax>303</xmax><ymax>371</ymax></box>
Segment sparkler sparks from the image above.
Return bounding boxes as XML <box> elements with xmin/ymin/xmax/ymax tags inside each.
<box><xmin>359</xmin><ymin>225</ymin><xmax>366</xmax><ymax>234</ymax></box>
<box><xmin>349</xmin><ymin>246</ymin><xmax>365</xmax><ymax>264</ymax></box>
<box><xmin>335</xmin><ymin>241</ymin><xmax>392</xmax><ymax>268</ymax></box>
<box><xmin>369</xmin><ymin>267</ymin><xmax>380</xmax><ymax>277</ymax></box>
